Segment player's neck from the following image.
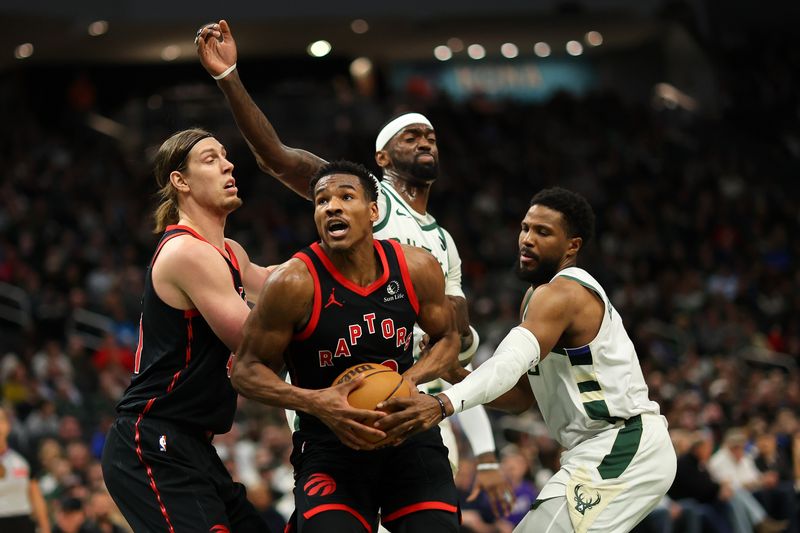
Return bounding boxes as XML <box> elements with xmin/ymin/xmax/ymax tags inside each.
<box><xmin>383</xmin><ymin>173</ymin><xmax>431</xmax><ymax>216</ymax></box>
<box><xmin>176</xmin><ymin>210</ymin><xmax>227</xmax><ymax>249</ymax></box>
<box><xmin>322</xmin><ymin>240</ymin><xmax>383</xmax><ymax>287</ymax></box>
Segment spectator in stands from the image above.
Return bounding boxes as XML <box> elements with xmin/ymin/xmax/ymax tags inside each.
<box><xmin>0</xmin><ymin>405</ymin><xmax>51</xmax><ymax>533</ymax></box>
<box><xmin>708</xmin><ymin>428</ymin><xmax>789</xmax><ymax>533</ymax></box>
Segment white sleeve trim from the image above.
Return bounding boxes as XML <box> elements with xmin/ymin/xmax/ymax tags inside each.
<box><xmin>456</xmin><ymin>404</ymin><xmax>496</xmax><ymax>456</ymax></box>
<box><xmin>443</xmin><ymin>326</ymin><xmax>540</xmax><ymax>414</ymax></box>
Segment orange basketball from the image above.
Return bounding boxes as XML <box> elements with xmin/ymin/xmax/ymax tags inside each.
<box><xmin>332</xmin><ymin>362</ymin><xmax>413</xmax><ymax>411</ymax></box>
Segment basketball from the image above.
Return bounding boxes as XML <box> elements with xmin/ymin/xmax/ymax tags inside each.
<box><xmin>332</xmin><ymin>362</ymin><xmax>413</xmax><ymax>411</ymax></box>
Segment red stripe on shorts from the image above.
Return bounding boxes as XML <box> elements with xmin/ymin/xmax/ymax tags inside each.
<box><xmin>303</xmin><ymin>503</ymin><xmax>372</xmax><ymax>532</ymax></box>
<box><xmin>381</xmin><ymin>501</ymin><xmax>458</xmax><ymax>523</ymax></box>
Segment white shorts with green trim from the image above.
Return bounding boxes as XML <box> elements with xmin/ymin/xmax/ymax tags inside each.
<box><xmin>525</xmin><ymin>413</ymin><xmax>676</xmax><ymax>533</ymax></box>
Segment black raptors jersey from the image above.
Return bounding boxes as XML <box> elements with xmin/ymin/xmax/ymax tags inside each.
<box><xmin>286</xmin><ymin>239</ymin><xmax>419</xmax><ymax>436</ymax></box>
<box><xmin>116</xmin><ymin>225</ymin><xmax>244</xmax><ymax>434</ymax></box>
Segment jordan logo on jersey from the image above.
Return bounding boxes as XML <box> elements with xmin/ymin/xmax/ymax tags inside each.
<box><xmin>324</xmin><ymin>287</ymin><xmax>344</xmax><ymax>308</ymax></box>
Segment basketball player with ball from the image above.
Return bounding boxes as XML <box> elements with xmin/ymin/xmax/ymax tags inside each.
<box><xmin>232</xmin><ymin>160</ymin><xmax>462</xmax><ymax>532</ymax></box>
<box><xmin>195</xmin><ymin>20</ymin><xmax>512</xmax><ymax>517</ymax></box>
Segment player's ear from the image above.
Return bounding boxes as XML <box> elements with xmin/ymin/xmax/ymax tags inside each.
<box><xmin>566</xmin><ymin>236</ymin><xmax>582</xmax><ymax>258</ymax></box>
<box><xmin>369</xmin><ymin>201</ymin><xmax>379</xmax><ymax>223</ymax></box>
<box><xmin>375</xmin><ymin>150</ymin><xmax>390</xmax><ymax>169</ymax></box>
<box><xmin>170</xmin><ymin>170</ymin><xmax>190</xmax><ymax>192</ymax></box>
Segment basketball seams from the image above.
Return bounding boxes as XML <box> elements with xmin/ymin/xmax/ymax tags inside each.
<box><xmin>383</xmin><ymin>375</ymin><xmax>406</xmax><ymax>403</ymax></box>
<box><xmin>335</xmin><ymin>368</ymin><xmax>395</xmax><ymax>384</ymax></box>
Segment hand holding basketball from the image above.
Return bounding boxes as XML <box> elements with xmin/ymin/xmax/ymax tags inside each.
<box><xmin>309</xmin><ymin>374</ymin><xmax>388</xmax><ymax>450</ymax></box>
<box><xmin>332</xmin><ymin>363</ymin><xmax>414</xmax><ymax>444</ymax></box>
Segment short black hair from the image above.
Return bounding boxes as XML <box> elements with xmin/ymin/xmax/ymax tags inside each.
<box><xmin>308</xmin><ymin>160</ymin><xmax>380</xmax><ymax>202</ymax></box>
<box><xmin>529</xmin><ymin>187</ymin><xmax>595</xmax><ymax>244</ymax></box>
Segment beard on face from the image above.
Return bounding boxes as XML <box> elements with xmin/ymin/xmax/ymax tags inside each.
<box><xmin>515</xmin><ymin>251</ymin><xmax>560</xmax><ymax>286</ymax></box>
<box><xmin>391</xmin><ymin>153</ymin><xmax>439</xmax><ymax>182</ymax></box>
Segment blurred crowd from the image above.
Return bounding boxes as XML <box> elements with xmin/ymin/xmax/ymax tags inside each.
<box><xmin>0</xmin><ymin>27</ymin><xmax>798</xmax><ymax>532</ymax></box>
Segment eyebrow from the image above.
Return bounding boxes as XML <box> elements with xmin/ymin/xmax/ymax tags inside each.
<box><xmin>196</xmin><ymin>146</ymin><xmax>224</xmax><ymax>157</ymax></box>
<box><xmin>314</xmin><ymin>183</ymin><xmax>358</xmax><ymax>195</ymax></box>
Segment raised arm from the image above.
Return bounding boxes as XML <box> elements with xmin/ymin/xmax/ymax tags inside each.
<box><xmin>196</xmin><ymin>20</ymin><xmax>326</xmax><ymax>199</ymax></box>
<box><xmin>399</xmin><ymin>245</ymin><xmax>460</xmax><ymax>387</ymax></box>
<box><xmin>232</xmin><ymin>259</ymin><xmax>386</xmax><ymax>449</ymax></box>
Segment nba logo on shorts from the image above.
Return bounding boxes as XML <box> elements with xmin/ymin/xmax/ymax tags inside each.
<box><xmin>159</xmin><ymin>435</ymin><xmax>167</xmax><ymax>452</ymax></box>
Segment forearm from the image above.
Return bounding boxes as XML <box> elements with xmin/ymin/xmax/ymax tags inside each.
<box><xmin>442</xmin><ymin>326</ymin><xmax>540</xmax><ymax>414</ymax></box>
<box><xmin>448</xmin><ymin>295</ymin><xmax>471</xmax><ymax>342</ymax></box>
<box><xmin>217</xmin><ymin>71</ymin><xmax>318</xmax><ymax>197</ymax></box>
<box><xmin>404</xmin><ymin>333</ymin><xmax>459</xmax><ymax>386</ymax></box>
<box><xmin>29</xmin><ymin>481</ymin><xmax>51</xmax><ymax>533</ymax></box>
<box><xmin>457</xmin><ymin>404</ymin><xmax>497</xmax><ymax>457</ymax></box>
<box><xmin>232</xmin><ymin>359</ymin><xmax>316</xmax><ymax>412</ymax></box>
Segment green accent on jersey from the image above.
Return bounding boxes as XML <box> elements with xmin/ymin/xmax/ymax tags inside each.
<box><xmin>583</xmin><ymin>399</ymin><xmax>621</xmax><ymax>424</ymax></box>
<box><xmin>558</xmin><ymin>273</ymin><xmax>613</xmax><ymax>320</ymax></box>
<box><xmin>293</xmin><ymin>415</ymin><xmax>300</xmax><ymax>432</ymax></box>
<box><xmin>597</xmin><ymin>415</ymin><xmax>643</xmax><ymax>479</ymax></box>
<box><xmin>521</xmin><ymin>288</ymin><xmax>534</xmax><ymax>320</ymax></box>
<box><xmin>568</xmin><ymin>349</ymin><xmax>593</xmax><ymax>367</ymax></box>
<box><xmin>577</xmin><ymin>380</ymin><xmax>602</xmax><ymax>393</ymax></box>
<box><xmin>373</xmin><ymin>191</ymin><xmax>392</xmax><ymax>232</ymax></box>
<box><xmin>381</xmin><ymin>185</ymin><xmax>441</xmax><ymax>232</ymax></box>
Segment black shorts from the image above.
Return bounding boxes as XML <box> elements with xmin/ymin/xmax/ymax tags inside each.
<box><xmin>101</xmin><ymin>415</ymin><xmax>271</xmax><ymax>533</ymax></box>
<box><xmin>0</xmin><ymin>515</ymin><xmax>35</xmax><ymax>533</ymax></box>
<box><xmin>287</xmin><ymin>426</ymin><xmax>459</xmax><ymax>532</ymax></box>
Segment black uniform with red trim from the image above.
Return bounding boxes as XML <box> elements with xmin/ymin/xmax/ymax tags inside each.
<box><xmin>101</xmin><ymin>225</ymin><xmax>271</xmax><ymax>533</ymax></box>
<box><xmin>286</xmin><ymin>239</ymin><xmax>459</xmax><ymax>533</ymax></box>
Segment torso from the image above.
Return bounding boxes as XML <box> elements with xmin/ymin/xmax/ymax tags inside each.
<box><xmin>285</xmin><ymin>239</ymin><xmax>419</xmax><ymax>437</ymax></box>
<box><xmin>524</xmin><ymin>267</ymin><xmax>661</xmax><ymax>449</ymax></box>
<box><xmin>116</xmin><ymin>225</ymin><xmax>244</xmax><ymax>434</ymax></box>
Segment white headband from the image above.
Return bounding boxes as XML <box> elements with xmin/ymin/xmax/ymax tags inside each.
<box><xmin>374</xmin><ymin>113</ymin><xmax>433</xmax><ymax>152</ymax></box>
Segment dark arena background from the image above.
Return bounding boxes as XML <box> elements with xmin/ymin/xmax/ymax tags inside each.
<box><xmin>0</xmin><ymin>1</ymin><xmax>798</xmax><ymax>531</ymax></box>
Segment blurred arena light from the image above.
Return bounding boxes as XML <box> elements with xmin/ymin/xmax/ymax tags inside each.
<box><xmin>88</xmin><ymin>20</ymin><xmax>109</xmax><ymax>37</ymax></box>
<box><xmin>566</xmin><ymin>40</ymin><xmax>583</xmax><ymax>56</ymax></box>
<box><xmin>307</xmin><ymin>40</ymin><xmax>332</xmax><ymax>57</ymax></box>
<box><xmin>160</xmin><ymin>45</ymin><xmax>181</xmax><ymax>61</ymax></box>
<box><xmin>653</xmin><ymin>82</ymin><xmax>698</xmax><ymax>111</ymax></box>
<box><xmin>349</xmin><ymin>56</ymin><xmax>372</xmax><ymax>78</ymax></box>
<box><xmin>87</xmin><ymin>112</ymin><xmax>127</xmax><ymax>140</ymax></box>
<box><xmin>14</xmin><ymin>43</ymin><xmax>34</xmax><ymax>59</ymax></box>
<box><xmin>447</xmin><ymin>37</ymin><xmax>464</xmax><ymax>53</ymax></box>
<box><xmin>501</xmin><ymin>42</ymin><xmax>519</xmax><ymax>58</ymax></box>
<box><xmin>533</xmin><ymin>42</ymin><xmax>551</xmax><ymax>57</ymax></box>
<box><xmin>467</xmin><ymin>43</ymin><xmax>486</xmax><ymax>59</ymax></box>
<box><xmin>350</xmin><ymin>19</ymin><xmax>368</xmax><ymax>34</ymax></box>
<box><xmin>585</xmin><ymin>30</ymin><xmax>603</xmax><ymax>46</ymax></box>
<box><xmin>434</xmin><ymin>45</ymin><xmax>452</xmax><ymax>61</ymax></box>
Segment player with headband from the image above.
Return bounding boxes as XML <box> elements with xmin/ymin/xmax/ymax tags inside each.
<box><xmin>195</xmin><ymin>19</ymin><xmax>514</xmax><ymax>519</ymax></box>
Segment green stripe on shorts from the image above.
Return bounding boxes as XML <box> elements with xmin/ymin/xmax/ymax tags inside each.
<box><xmin>597</xmin><ymin>415</ymin><xmax>642</xmax><ymax>479</ymax></box>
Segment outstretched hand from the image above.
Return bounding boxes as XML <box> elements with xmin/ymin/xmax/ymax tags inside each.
<box><xmin>311</xmin><ymin>377</ymin><xmax>388</xmax><ymax>450</ymax></box>
<box><xmin>195</xmin><ymin>19</ymin><xmax>237</xmax><ymax>78</ymax></box>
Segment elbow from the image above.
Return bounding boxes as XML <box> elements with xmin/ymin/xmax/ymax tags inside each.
<box><xmin>229</xmin><ymin>361</ymin><xmax>247</xmax><ymax>396</ymax></box>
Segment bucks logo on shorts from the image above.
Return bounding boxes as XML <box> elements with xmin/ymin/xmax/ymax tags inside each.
<box><xmin>573</xmin><ymin>484</ymin><xmax>601</xmax><ymax>515</ymax></box>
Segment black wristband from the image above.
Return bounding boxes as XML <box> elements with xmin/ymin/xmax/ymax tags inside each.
<box><xmin>429</xmin><ymin>394</ymin><xmax>447</xmax><ymax>421</ymax></box>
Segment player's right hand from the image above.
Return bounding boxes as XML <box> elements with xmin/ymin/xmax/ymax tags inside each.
<box><xmin>195</xmin><ymin>19</ymin><xmax>238</xmax><ymax>79</ymax></box>
<box><xmin>312</xmin><ymin>377</ymin><xmax>388</xmax><ymax>451</ymax></box>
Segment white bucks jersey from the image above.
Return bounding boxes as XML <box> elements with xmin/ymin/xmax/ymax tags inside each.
<box><xmin>525</xmin><ymin>267</ymin><xmax>660</xmax><ymax>450</ymax></box>
<box><xmin>375</xmin><ymin>181</ymin><xmax>463</xmax><ymax>394</ymax></box>
<box><xmin>374</xmin><ymin>181</ymin><xmax>464</xmax><ymax>299</ymax></box>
